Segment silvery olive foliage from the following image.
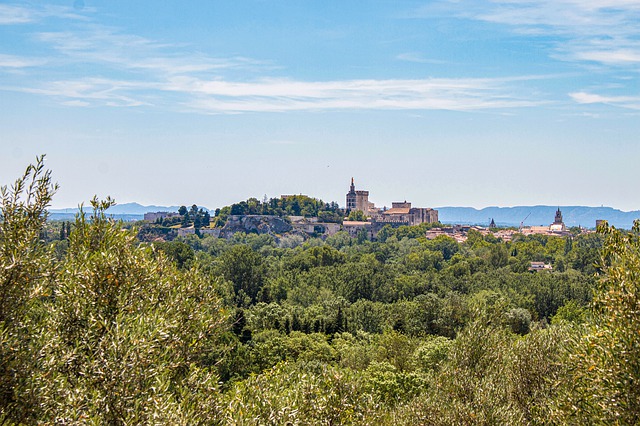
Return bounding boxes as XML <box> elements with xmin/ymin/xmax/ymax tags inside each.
<box><xmin>557</xmin><ymin>221</ymin><xmax>640</xmax><ymax>425</ymax></box>
<box><xmin>1</xmin><ymin>158</ymin><xmax>227</xmax><ymax>425</ymax></box>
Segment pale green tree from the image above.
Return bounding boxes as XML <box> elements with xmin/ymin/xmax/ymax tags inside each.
<box><xmin>558</xmin><ymin>221</ymin><xmax>640</xmax><ymax>424</ymax></box>
<box><xmin>32</xmin><ymin>198</ymin><xmax>228</xmax><ymax>424</ymax></box>
<box><xmin>0</xmin><ymin>156</ymin><xmax>57</xmax><ymax>423</ymax></box>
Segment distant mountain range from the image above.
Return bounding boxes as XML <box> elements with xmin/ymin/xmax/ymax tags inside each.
<box><xmin>436</xmin><ymin>206</ymin><xmax>640</xmax><ymax>229</ymax></box>
<box><xmin>48</xmin><ymin>203</ymin><xmax>189</xmax><ymax>221</ymax></box>
<box><xmin>50</xmin><ymin>202</ymin><xmax>186</xmax><ymax>215</ymax></box>
<box><xmin>48</xmin><ymin>202</ymin><xmax>640</xmax><ymax>229</ymax></box>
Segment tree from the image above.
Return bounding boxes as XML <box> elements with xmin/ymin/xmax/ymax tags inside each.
<box><xmin>59</xmin><ymin>221</ymin><xmax>66</xmax><ymax>240</ymax></box>
<box><xmin>0</xmin><ymin>156</ymin><xmax>57</xmax><ymax>422</ymax></box>
<box><xmin>489</xmin><ymin>244</ymin><xmax>509</xmax><ymax>268</ymax></box>
<box><xmin>559</xmin><ymin>221</ymin><xmax>640</xmax><ymax>424</ymax></box>
<box><xmin>357</xmin><ymin>227</ymin><xmax>369</xmax><ymax>244</ymax></box>
<box><xmin>34</xmin><ymin>198</ymin><xmax>227</xmax><ymax>423</ymax></box>
<box><xmin>178</xmin><ymin>205</ymin><xmax>187</xmax><ymax>216</ymax></box>
<box><xmin>347</xmin><ymin>210</ymin><xmax>366</xmax><ymax>222</ymax></box>
<box><xmin>427</xmin><ymin>235</ymin><xmax>459</xmax><ymax>260</ymax></box>
<box><xmin>376</xmin><ymin>225</ymin><xmax>393</xmax><ymax>242</ymax></box>
<box><xmin>218</xmin><ymin>245</ymin><xmax>265</xmax><ymax>305</ymax></box>
<box><xmin>155</xmin><ymin>240</ymin><xmax>195</xmax><ymax>269</ymax></box>
<box><xmin>181</xmin><ymin>211</ymin><xmax>190</xmax><ymax>227</ymax></box>
<box><xmin>1</xmin><ymin>159</ymin><xmax>229</xmax><ymax>424</ymax></box>
<box><xmin>230</xmin><ymin>202</ymin><xmax>246</xmax><ymax>215</ymax></box>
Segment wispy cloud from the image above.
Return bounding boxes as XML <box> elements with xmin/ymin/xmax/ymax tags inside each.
<box><xmin>570</xmin><ymin>91</ymin><xmax>640</xmax><ymax>110</ymax></box>
<box><xmin>0</xmin><ymin>4</ymin><xmax>546</xmax><ymax>114</ymax></box>
<box><xmin>36</xmin><ymin>26</ymin><xmax>270</xmax><ymax>76</ymax></box>
<box><xmin>0</xmin><ymin>4</ymin><xmax>33</xmax><ymax>24</ymax></box>
<box><xmin>14</xmin><ymin>78</ymin><xmax>154</xmax><ymax>107</ymax></box>
<box><xmin>0</xmin><ymin>3</ymin><xmax>88</xmax><ymax>25</ymax></box>
<box><xmin>4</xmin><ymin>74</ymin><xmax>544</xmax><ymax>113</ymax></box>
<box><xmin>168</xmin><ymin>76</ymin><xmax>543</xmax><ymax>113</ymax></box>
<box><xmin>0</xmin><ymin>54</ymin><xmax>46</xmax><ymax>68</ymax></box>
<box><xmin>564</xmin><ymin>39</ymin><xmax>640</xmax><ymax>66</ymax></box>
<box><xmin>464</xmin><ymin>0</ymin><xmax>640</xmax><ymax>35</ymax></box>
<box><xmin>412</xmin><ymin>0</ymin><xmax>640</xmax><ymax>69</ymax></box>
<box><xmin>396</xmin><ymin>53</ymin><xmax>447</xmax><ymax>65</ymax></box>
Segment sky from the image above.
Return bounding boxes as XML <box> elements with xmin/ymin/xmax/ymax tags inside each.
<box><xmin>1</xmin><ymin>0</ymin><xmax>639</xmax><ymax>211</ymax></box>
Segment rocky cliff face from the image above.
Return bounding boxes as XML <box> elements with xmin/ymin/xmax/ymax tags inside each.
<box><xmin>219</xmin><ymin>215</ymin><xmax>292</xmax><ymax>238</ymax></box>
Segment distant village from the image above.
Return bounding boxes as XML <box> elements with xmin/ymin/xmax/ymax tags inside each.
<box><xmin>143</xmin><ymin>178</ymin><xmax>595</xmax><ymax>243</ymax></box>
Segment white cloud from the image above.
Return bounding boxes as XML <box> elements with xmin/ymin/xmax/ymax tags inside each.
<box><xmin>169</xmin><ymin>76</ymin><xmax>542</xmax><ymax>113</ymax></box>
<box><xmin>575</xmin><ymin>49</ymin><xmax>640</xmax><ymax>65</ymax></box>
<box><xmin>396</xmin><ymin>53</ymin><xmax>447</xmax><ymax>64</ymax></box>
<box><xmin>0</xmin><ymin>54</ymin><xmax>46</xmax><ymax>68</ymax></box>
<box><xmin>0</xmin><ymin>5</ymin><xmax>34</xmax><ymax>24</ymax></box>
<box><xmin>0</xmin><ymin>4</ymin><xmax>88</xmax><ymax>25</ymax></box>
<box><xmin>473</xmin><ymin>0</ymin><xmax>640</xmax><ymax>33</ymax></box>
<box><xmin>3</xmin><ymin>74</ymin><xmax>543</xmax><ymax>113</ymax></box>
<box><xmin>570</xmin><ymin>91</ymin><xmax>640</xmax><ymax>109</ymax></box>
<box><xmin>15</xmin><ymin>78</ymin><xmax>154</xmax><ymax>107</ymax></box>
<box><xmin>61</xmin><ymin>100</ymin><xmax>91</xmax><ymax>107</ymax></box>
<box><xmin>413</xmin><ymin>0</ymin><xmax>640</xmax><ymax>69</ymax></box>
<box><xmin>36</xmin><ymin>26</ymin><xmax>269</xmax><ymax>76</ymax></box>
<box><xmin>1</xmin><ymin>6</ymin><xmax>547</xmax><ymax>114</ymax></box>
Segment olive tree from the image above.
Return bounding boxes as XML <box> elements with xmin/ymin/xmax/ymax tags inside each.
<box><xmin>1</xmin><ymin>158</ymin><xmax>229</xmax><ymax>424</ymax></box>
<box><xmin>0</xmin><ymin>157</ymin><xmax>57</xmax><ymax>422</ymax></box>
<box><xmin>558</xmin><ymin>221</ymin><xmax>640</xmax><ymax>424</ymax></box>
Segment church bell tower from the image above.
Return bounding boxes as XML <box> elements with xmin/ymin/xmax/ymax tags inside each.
<box><xmin>346</xmin><ymin>177</ymin><xmax>357</xmax><ymax>212</ymax></box>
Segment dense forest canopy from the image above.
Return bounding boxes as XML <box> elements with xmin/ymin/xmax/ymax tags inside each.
<box><xmin>215</xmin><ymin>195</ymin><xmax>343</xmax><ymax>225</ymax></box>
<box><xmin>2</xmin><ymin>158</ymin><xmax>639</xmax><ymax>424</ymax></box>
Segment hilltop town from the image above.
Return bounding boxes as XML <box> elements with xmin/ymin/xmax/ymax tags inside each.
<box><xmin>139</xmin><ymin>178</ymin><xmax>592</xmax><ymax>244</ymax></box>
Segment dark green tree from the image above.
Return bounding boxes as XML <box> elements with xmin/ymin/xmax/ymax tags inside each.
<box><xmin>155</xmin><ymin>241</ymin><xmax>195</xmax><ymax>269</ymax></box>
<box><xmin>347</xmin><ymin>210</ymin><xmax>367</xmax><ymax>222</ymax></box>
<box><xmin>218</xmin><ymin>245</ymin><xmax>265</xmax><ymax>305</ymax></box>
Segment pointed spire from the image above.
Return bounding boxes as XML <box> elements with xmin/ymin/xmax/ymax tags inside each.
<box><xmin>554</xmin><ymin>207</ymin><xmax>563</xmax><ymax>224</ymax></box>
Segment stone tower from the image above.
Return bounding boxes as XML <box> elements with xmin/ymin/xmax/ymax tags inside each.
<box><xmin>550</xmin><ymin>207</ymin><xmax>566</xmax><ymax>232</ymax></box>
<box><xmin>346</xmin><ymin>178</ymin><xmax>357</xmax><ymax>212</ymax></box>
<box><xmin>345</xmin><ymin>178</ymin><xmax>370</xmax><ymax>215</ymax></box>
<box><xmin>554</xmin><ymin>208</ymin><xmax>563</xmax><ymax>225</ymax></box>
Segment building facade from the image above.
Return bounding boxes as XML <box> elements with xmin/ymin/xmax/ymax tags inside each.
<box><xmin>371</xmin><ymin>201</ymin><xmax>439</xmax><ymax>226</ymax></box>
<box><xmin>344</xmin><ymin>179</ymin><xmax>439</xmax><ymax>239</ymax></box>
<box><xmin>345</xmin><ymin>178</ymin><xmax>373</xmax><ymax>216</ymax></box>
<box><xmin>143</xmin><ymin>211</ymin><xmax>179</xmax><ymax>222</ymax></box>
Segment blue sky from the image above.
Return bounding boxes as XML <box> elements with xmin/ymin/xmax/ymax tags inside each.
<box><xmin>1</xmin><ymin>0</ymin><xmax>639</xmax><ymax>211</ymax></box>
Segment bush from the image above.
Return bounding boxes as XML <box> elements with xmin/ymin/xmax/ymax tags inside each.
<box><xmin>222</xmin><ymin>362</ymin><xmax>383</xmax><ymax>425</ymax></box>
